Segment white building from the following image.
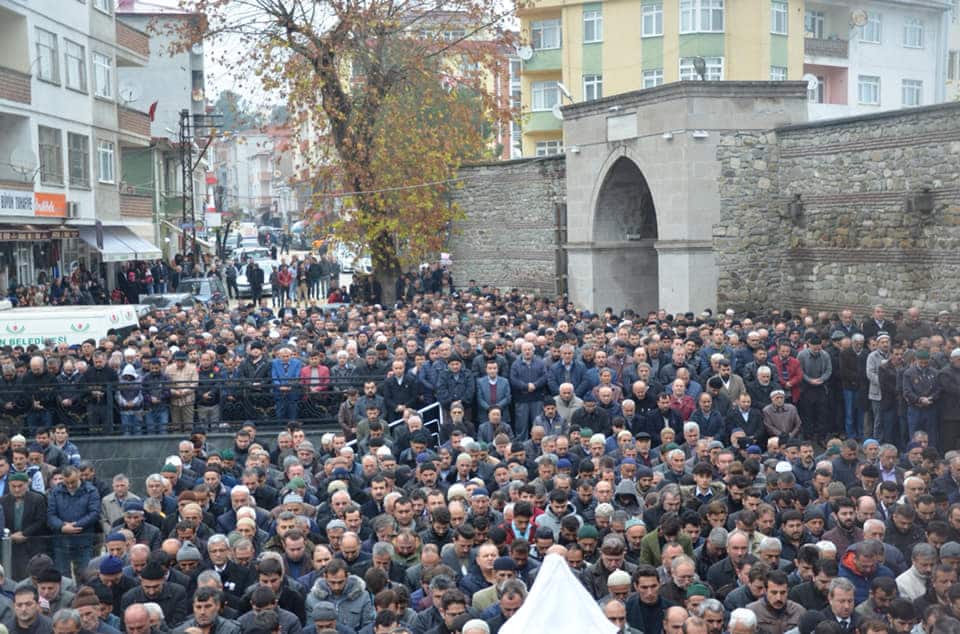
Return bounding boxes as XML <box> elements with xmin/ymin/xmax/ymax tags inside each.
<box><xmin>0</xmin><ymin>0</ymin><xmax>160</xmax><ymax>292</ymax></box>
<box><xmin>804</xmin><ymin>0</ymin><xmax>952</xmax><ymax>119</ymax></box>
<box><xmin>115</xmin><ymin>0</ymin><xmax>208</xmax><ymax>254</ymax></box>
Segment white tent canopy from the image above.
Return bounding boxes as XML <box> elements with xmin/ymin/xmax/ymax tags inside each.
<box><xmin>499</xmin><ymin>553</ymin><xmax>619</xmax><ymax>634</ymax></box>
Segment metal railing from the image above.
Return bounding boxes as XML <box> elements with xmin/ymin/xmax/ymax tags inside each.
<box><xmin>0</xmin><ymin>375</ymin><xmax>402</xmax><ymax>436</ymax></box>
<box><xmin>346</xmin><ymin>401</ymin><xmax>445</xmax><ymax>449</ymax></box>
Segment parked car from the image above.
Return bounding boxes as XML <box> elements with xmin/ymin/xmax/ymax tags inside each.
<box><xmin>139</xmin><ymin>277</ymin><xmax>227</xmax><ymax>308</ymax></box>
<box><xmin>236</xmin><ymin>259</ymin><xmax>277</xmax><ymax>297</ymax></box>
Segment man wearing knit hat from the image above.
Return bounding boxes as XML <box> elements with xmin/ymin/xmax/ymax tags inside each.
<box><xmin>71</xmin><ymin>587</ymin><xmax>108</xmax><ymax>634</ymax></box>
<box><xmin>471</xmin><ymin>557</ymin><xmax>517</xmax><ymax>612</ymax></box>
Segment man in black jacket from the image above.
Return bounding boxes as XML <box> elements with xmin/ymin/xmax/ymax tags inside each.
<box><xmin>81</xmin><ymin>352</ymin><xmax>118</xmax><ymax>435</ymax></box>
<box><xmin>1</xmin><ymin>472</ymin><xmax>43</xmax><ymax>580</ymax></box>
<box><xmin>20</xmin><ymin>357</ymin><xmax>57</xmax><ymax>434</ymax></box>
<box><xmin>381</xmin><ymin>360</ymin><xmax>419</xmax><ymax>418</ymax></box>
<box><xmin>119</xmin><ymin>561</ymin><xmax>188</xmax><ymax>627</ymax></box>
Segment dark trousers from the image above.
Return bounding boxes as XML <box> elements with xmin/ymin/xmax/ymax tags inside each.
<box><xmin>799</xmin><ymin>385</ymin><xmax>831</xmax><ymax>439</ymax></box>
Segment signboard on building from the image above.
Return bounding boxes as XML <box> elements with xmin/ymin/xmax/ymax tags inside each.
<box><xmin>0</xmin><ymin>190</ymin><xmax>68</xmax><ymax>218</ymax></box>
<box><xmin>34</xmin><ymin>193</ymin><xmax>67</xmax><ymax>217</ymax></box>
<box><xmin>0</xmin><ymin>189</ymin><xmax>35</xmax><ymax>216</ymax></box>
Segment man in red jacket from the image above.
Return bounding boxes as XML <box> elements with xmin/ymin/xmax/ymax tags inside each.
<box><xmin>771</xmin><ymin>341</ymin><xmax>803</xmax><ymax>403</ymax></box>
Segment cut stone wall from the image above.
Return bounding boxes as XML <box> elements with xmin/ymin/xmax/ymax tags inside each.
<box><xmin>447</xmin><ymin>156</ymin><xmax>565</xmax><ymax>295</ymax></box>
<box><xmin>715</xmin><ymin>101</ymin><xmax>960</xmax><ymax>317</ymax></box>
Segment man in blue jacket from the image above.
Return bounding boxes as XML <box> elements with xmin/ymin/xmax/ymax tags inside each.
<box><xmin>509</xmin><ymin>342</ymin><xmax>548</xmax><ymax>441</ymax></box>
<box><xmin>547</xmin><ymin>344</ymin><xmax>588</xmax><ymax>397</ymax></box>
<box><xmin>271</xmin><ymin>347</ymin><xmax>303</xmax><ymax>420</ymax></box>
<box><xmin>47</xmin><ymin>465</ymin><xmax>100</xmax><ymax>578</ymax></box>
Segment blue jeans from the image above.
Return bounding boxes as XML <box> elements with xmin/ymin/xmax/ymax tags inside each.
<box><xmin>54</xmin><ymin>535</ymin><xmax>93</xmax><ymax>580</ymax></box>
<box><xmin>276</xmin><ymin>399</ymin><xmax>298</xmax><ymax>421</ymax></box>
<box><xmin>513</xmin><ymin>400</ymin><xmax>541</xmax><ymax>441</ymax></box>
<box><xmin>120</xmin><ymin>411</ymin><xmax>142</xmax><ymax>435</ymax></box>
<box><xmin>144</xmin><ymin>407</ymin><xmax>169</xmax><ymax>434</ymax></box>
<box><xmin>843</xmin><ymin>389</ymin><xmax>863</xmax><ymax>440</ymax></box>
<box><xmin>907</xmin><ymin>405</ymin><xmax>939</xmax><ymax>447</ymax></box>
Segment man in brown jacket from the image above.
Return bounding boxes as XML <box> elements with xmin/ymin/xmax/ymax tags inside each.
<box><xmin>165</xmin><ymin>351</ymin><xmax>198</xmax><ymax>433</ymax></box>
<box><xmin>762</xmin><ymin>390</ymin><xmax>803</xmax><ymax>440</ymax></box>
<box><xmin>747</xmin><ymin>569</ymin><xmax>806</xmax><ymax>634</ymax></box>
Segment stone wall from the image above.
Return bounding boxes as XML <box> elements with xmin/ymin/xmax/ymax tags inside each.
<box><xmin>447</xmin><ymin>156</ymin><xmax>565</xmax><ymax>295</ymax></box>
<box><xmin>715</xmin><ymin>101</ymin><xmax>960</xmax><ymax>317</ymax></box>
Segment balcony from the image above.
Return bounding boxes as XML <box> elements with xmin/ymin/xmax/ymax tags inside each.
<box><xmin>118</xmin><ymin>106</ymin><xmax>151</xmax><ymax>140</ymax></box>
<box><xmin>805</xmin><ymin>37</ymin><xmax>848</xmax><ymax>59</ymax></box>
<box><xmin>0</xmin><ymin>67</ymin><xmax>30</xmax><ymax>104</ymax></box>
<box><xmin>115</xmin><ymin>21</ymin><xmax>150</xmax><ymax>66</ymax></box>
<box><xmin>120</xmin><ymin>193</ymin><xmax>153</xmax><ymax>218</ymax></box>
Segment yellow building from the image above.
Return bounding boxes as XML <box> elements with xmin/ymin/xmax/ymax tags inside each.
<box><xmin>517</xmin><ymin>0</ymin><xmax>806</xmax><ymax>156</ymax></box>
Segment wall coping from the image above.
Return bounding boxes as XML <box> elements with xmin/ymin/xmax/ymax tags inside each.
<box><xmin>777</xmin><ymin>100</ymin><xmax>960</xmax><ymax>133</ymax></box>
<box><xmin>460</xmin><ymin>154</ymin><xmax>565</xmax><ymax>169</ymax></box>
<box><xmin>561</xmin><ymin>81</ymin><xmax>809</xmax><ymax>121</ymax></box>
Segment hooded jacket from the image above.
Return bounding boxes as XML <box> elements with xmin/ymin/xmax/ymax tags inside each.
<box><xmin>613</xmin><ymin>480</ymin><xmax>641</xmax><ymax>515</ymax></box>
<box><xmin>535</xmin><ymin>501</ymin><xmax>583</xmax><ymax>540</ymax></box>
<box><xmin>838</xmin><ymin>549</ymin><xmax>894</xmax><ymax>605</ymax></box>
<box><xmin>306</xmin><ymin>575</ymin><xmax>375</xmax><ymax>631</ymax></box>
<box><xmin>116</xmin><ymin>365</ymin><xmax>143</xmax><ymax>411</ymax></box>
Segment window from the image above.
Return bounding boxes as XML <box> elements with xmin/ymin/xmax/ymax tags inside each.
<box><xmin>531</xmin><ymin>81</ymin><xmax>560</xmax><ymax>110</ymax></box>
<box><xmin>583</xmin><ymin>74</ymin><xmax>603</xmax><ymax>100</ymax></box>
<box><xmin>93</xmin><ymin>52</ymin><xmax>113</xmax><ymax>98</ymax></box>
<box><xmin>642</xmin><ymin>3</ymin><xmax>663</xmax><ymax>37</ymax></box>
<box><xmin>903</xmin><ymin>18</ymin><xmax>924</xmax><ymax>48</ymax></box>
<box><xmin>97</xmin><ymin>140</ymin><xmax>115</xmax><ymax>183</ymax></box>
<box><xmin>35</xmin><ymin>28</ymin><xmax>59</xmax><ymax>83</ymax></box>
<box><xmin>39</xmin><ymin>126</ymin><xmax>63</xmax><ymax>185</ymax></box>
<box><xmin>902</xmin><ymin>79</ymin><xmax>922</xmax><ymax>106</ymax></box>
<box><xmin>67</xmin><ymin>133</ymin><xmax>90</xmax><ymax>188</ymax></box>
<box><xmin>680</xmin><ymin>56</ymin><xmax>724</xmax><ymax>81</ymax></box>
<box><xmin>441</xmin><ymin>29</ymin><xmax>466</xmax><ymax>42</ymax></box>
<box><xmin>860</xmin><ymin>14</ymin><xmax>881</xmax><ymax>44</ymax></box>
<box><xmin>770</xmin><ymin>66</ymin><xmax>787</xmax><ymax>81</ymax></box>
<box><xmin>857</xmin><ymin>75</ymin><xmax>880</xmax><ymax>104</ymax></box>
<box><xmin>680</xmin><ymin>0</ymin><xmax>724</xmax><ymax>34</ymax></box>
<box><xmin>535</xmin><ymin>140</ymin><xmax>563</xmax><ymax>156</ymax></box>
<box><xmin>949</xmin><ymin>50</ymin><xmax>959</xmax><ymax>81</ymax></box>
<box><xmin>805</xmin><ymin>10</ymin><xmax>824</xmax><ymax>38</ymax></box>
<box><xmin>808</xmin><ymin>75</ymin><xmax>824</xmax><ymax>103</ymax></box>
<box><xmin>643</xmin><ymin>68</ymin><xmax>664</xmax><ymax>88</ymax></box>
<box><xmin>771</xmin><ymin>1</ymin><xmax>788</xmax><ymax>35</ymax></box>
<box><xmin>583</xmin><ymin>9</ymin><xmax>603</xmax><ymax>43</ymax></box>
<box><xmin>531</xmin><ymin>19</ymin><xmax>561</xmax><ymax>50</ymax></box>
<box><xmin>93</xmin><ymin>0</ymin><xmax>112</xmax><ymax>13</ymax></box>
<box><xmin>64</xmin><ymin>40</ymin><xmax>86</xmax><ymax>92</ymax></box>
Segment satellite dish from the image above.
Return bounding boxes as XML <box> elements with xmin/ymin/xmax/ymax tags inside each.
<box><xmin>190</xmin><ymin>43</ymin><xmax>203</xmax><ymax>56</ymax></box>
<box><xmin>516</xmin><ymin>45</ymin><xmax>533</xmax><ymax>61</ymax></box>
<box><xmin>192</xmin><ymin>88</ymin><xmax>205</xmax><ymax>102</ymax></box>
<box><xmin>551</xmin><ymin>103</ymin><xmax>564</xmax><ymax>120</ymax></box>
<box><xmin>850</xmin><ymin>9</ymin><xmax>868</xmax><ymax>27</ymax></box>
<box><xmin>9</xmin><ymin>147</ymin><xmax>37</xmax><ymax>181</ymax></box>
<box><xmin>118</xmin><ymin>83</ymin><xmax>141</xmax><ymax>104</ymax></box>
<box><xmin>802</xmin><ymin>73</ymin><xmax>819</xmax><ymax>91</ymax></box>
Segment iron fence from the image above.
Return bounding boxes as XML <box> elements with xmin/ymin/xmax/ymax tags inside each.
<box><xmin>0</xmin><ymin>375</ymin><xmax>409</xmax><ymax>436</ymax></box>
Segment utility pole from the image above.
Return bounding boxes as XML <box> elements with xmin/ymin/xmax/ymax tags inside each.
<box><xmin>178</xmin><ymin>109</ymin><xmax>222</xmax><ymax>259</ymax></box>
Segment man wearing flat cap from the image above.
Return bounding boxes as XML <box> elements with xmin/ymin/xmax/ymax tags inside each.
<box><xmin>1</xmin><ymin>471</ymin><xmax>45</xmax><ymax>580</ymax></box>
<box><xmin>762</xmin><ymin>390</ymin><xmax>802</xmax><ymax>441</ymax></box>
<box><xmin>903</xmin><ymin>348</ymin><xmax>940</xmax><ymax>447</ymax></box>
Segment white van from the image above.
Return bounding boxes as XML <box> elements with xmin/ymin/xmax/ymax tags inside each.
<box><xmin>0</xmin><ymin>303</ymin><xmax>141</xmax><ymax>346</ymax></box>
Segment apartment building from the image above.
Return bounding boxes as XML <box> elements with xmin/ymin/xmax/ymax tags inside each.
<box><xmin>803</xmin><ymin>0</ymin><xmax>951</xmax><ymax>119</ymax></box>
<box><xmin>0</xmin><ymin>0</ymin><xmax>161</xmax><ymax>290</ymax></box>
<box><xmin>516</xmin><ymin>0</ymin><xmax>806</xmax><ymax>156</ymax></box>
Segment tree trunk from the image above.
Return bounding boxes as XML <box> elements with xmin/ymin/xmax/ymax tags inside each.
<box><xmin>371</xmin><ymin>231</ymin><xmax>399</xmax><ymax>305</ymax></box>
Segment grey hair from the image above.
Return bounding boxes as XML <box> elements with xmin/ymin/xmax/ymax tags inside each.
<box><xmin>52</xmin><ymin>609</ymin><xmax>81</xmax><ymax>628</ymax></box>
<box><xmin>683</xmin><ymin>422</ymin><xmax>700</xmax><ymax>434</ymax></box>
<box><xmin>671</xmin><ymin>555</ymin><xmax>695</xmax><ymax>573</ymax></box>
<box><xmin>196</xmin><ymin>569</ymin><xmax>223</xmax><ymax>587</ymax></box>
<box><xmin>728</xmin><ymin>608</ymin><xmax>757</xmax><ymax>632</ymax></box>
<box><xmin>112</xmin><ymin>473</ymin><xmax>130</xmax><ymax>484</ymax></box>
<box><xmin>912</xmin><ymin>542</ymin><xmax>938</xmax><ymax>560</ymax></box>
<box><xmin>143</xmin><ymin>603</ymin><xmax>163</xmax><ymax>619</ymax></box>
<box><xmin>372</xmin><ymin>542</ymin><xmax>395</xmax><ymax>558</ymax></box>
<box><xmin>462</xmin><ymin>619</ymin><xmax>491</xmax><ymax>634</ymax></box>
<box><xmin>500</xmin><ymin>578</ymin><xmax>528</xmax><ymax>599</ymax></box>
<box><xmin>696</xmin><ymin>599</ymin><xmax>725</xmax><ymax>616</ymax></box>
<box><xmin>828</xmin><ymin>577</ymin><xmax>855</xmax><ymax>596</ymax></box>
<box><xmin>758</xmin><ymin>537</ymin><xmax>782</xmax><ymax>553</ymax></box>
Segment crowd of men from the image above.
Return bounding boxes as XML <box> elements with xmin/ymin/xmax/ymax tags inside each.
<box><xmin>0</xmin><ymin>292</ymin><xmax>958</xmax><ymax>634</ymax></box>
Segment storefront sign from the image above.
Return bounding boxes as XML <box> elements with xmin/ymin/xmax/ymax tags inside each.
<box><xmin>0</xmin><ymin>189</ymin><xmax>68</xmax><ymax>218</ymax></box>
<box><xmin>0</xmin><ymin>189</ymin><xmax>34</xmax><ymax>216</ymax></box>
<box><xmin>34</xmin><ymin>192</ymin><xmax>67</xmax><ymax>217</ymax></box>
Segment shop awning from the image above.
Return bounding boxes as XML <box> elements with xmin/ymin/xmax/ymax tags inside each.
<box><xmin>78</xmin><ymin>225</ymin><xmax>162</xmax><ymax>262</ymax></box>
